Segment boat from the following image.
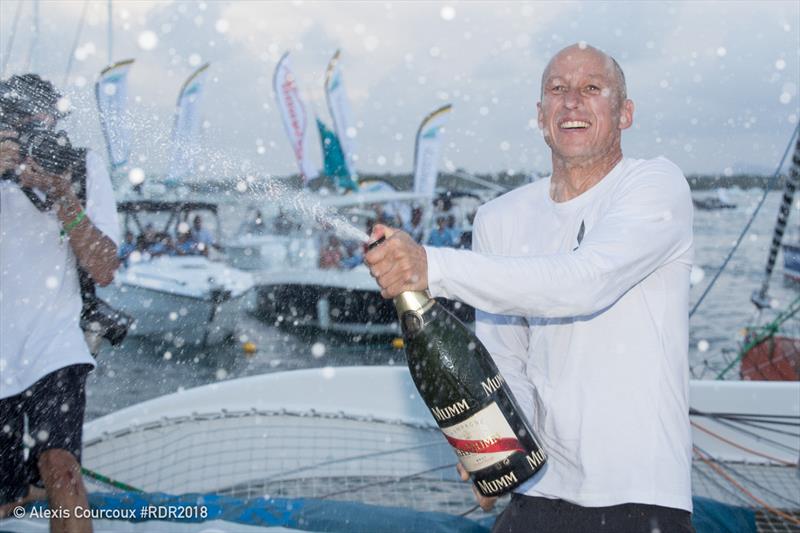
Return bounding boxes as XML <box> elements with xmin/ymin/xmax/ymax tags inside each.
<box><xmin>98</xmin><ymin>200</ymin><xmax>255</xmax><ymax>347</ymax></box>
<box><xmin>693</xmin><ymin>189</ymin><xmax>737</xmax><ymax>210</ymax></box>
<box><xmin>782</xmin><ymin>242</ymin><xmax>800</xmax><ymax>281</ymax></box>
<box><xmin>736</xmin><ymin>136</ymin><xmax>800</xmax><ymax>381</ymax></box>
<box><xmin>1</xmin><ymin>366</ymin><xmax>796</xmax><ymax>532</ymax></box>
<box><xmin>226</xmin><ymin>189</ymin><xmax>474</xmax><ymax>339</ymax></box>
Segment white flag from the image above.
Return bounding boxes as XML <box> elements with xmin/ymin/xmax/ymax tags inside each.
<box><xmin>413</xmin><ymin>104</ymin><xmax>452</xmax><ymax>198</ymax></box>
<box><xmin>274</xmin><ymin>52</ymin><xmax>318</xmax><ymax>183</ymax></box>
<box><xmin>325</xmin><ymin>49</ymin><xmax>357</xmax><ymax>177</ymax></box>
<box><xmin>95</xmin><ymin>59</ymin><xmax>134</xmax><ymax>170</ymax></box>
<box><xmin>166</xmin><ymin>63</ymin><xmax>209</xmax><ymax>183</ymax></box>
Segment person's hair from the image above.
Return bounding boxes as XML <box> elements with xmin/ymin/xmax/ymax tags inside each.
<box><xmin>540</xmin><ymin>45</ymin><xmax>627</xmax><ymax>104</ymax></box>
<box><xmin>0</xmin><ymin>73</ymin><xmax>65</xmax><ymax>122</ymax></box>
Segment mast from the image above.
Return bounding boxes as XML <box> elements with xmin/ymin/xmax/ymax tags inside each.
<box><xmin>26</xmin><ymin>0</ymin><xmax>39</xmax><ymax>72</ymax></box>
<box><xmin>107</xmin><ymin>0</ymin><xmax>113</xmax><ymax>64</ymax></box>
<box><xmin>752</xmin><ymin>136</ymin><xmax>800</xmax><ymax>309</ymax></box>
<box><xmin>1</xmin><ymin>0</ymin><xmax>24</xmax><ymax>77</ymax></box>
<box><xmin>63</xmin><ymin>0</ymin><xmax>89</xmax><ymax>85</ymax></box>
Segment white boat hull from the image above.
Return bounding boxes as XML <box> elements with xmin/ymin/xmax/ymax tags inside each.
<box><xmin>98</xmin><ymin>256</ymin><xmax>255</xmax><ymax>346</ymax></box>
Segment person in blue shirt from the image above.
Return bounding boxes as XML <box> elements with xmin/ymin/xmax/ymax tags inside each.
<box><xmin>427</xmin><ymin>216</ymin><xmax>454</xmax><ymax>247</ymax></box>
<box><xmin>118</xmin><ymin>231</ymin><xmax>136</xmax><ymax>266</ymax></box>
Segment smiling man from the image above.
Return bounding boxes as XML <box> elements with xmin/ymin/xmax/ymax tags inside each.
<box><xmin>365</xmin><ymin>43</ymin><xmax>694</xmax><ymax>532</ymax></box>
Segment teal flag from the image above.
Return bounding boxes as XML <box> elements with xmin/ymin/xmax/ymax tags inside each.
<box><xmin>316</xmin><ymin>118</ymin><xmax>358</xmax><ymax>192</ymax></box>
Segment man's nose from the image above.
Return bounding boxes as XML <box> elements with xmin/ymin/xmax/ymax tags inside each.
<box><xmin>564</xmin><ymin>88</ymin><xmax>581</xmax><ymax>109</ymax></box>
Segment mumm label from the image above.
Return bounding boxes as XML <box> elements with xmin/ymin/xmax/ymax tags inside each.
<box><xmin>477</xmin><ymin>471</ymin><xmax>518</xmax><ymax>495</ymax></box>
<box><xmin>481</xmin><ymin>373</ymin><xmax>505</xmax><ymax>397</ymax></box>
<box><xmin>431</xmin><ymin>399</ymin><xmax>470</xmax><ymax>422</ymax></box>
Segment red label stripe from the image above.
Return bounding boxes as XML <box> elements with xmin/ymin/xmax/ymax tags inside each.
<box><xmin>445</xmin><ymin>435</ymin><xmax>524</xmax><ymax>455</ymax></box>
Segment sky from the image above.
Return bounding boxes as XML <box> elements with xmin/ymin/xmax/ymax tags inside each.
<box><xmin>1</xmin><ymin>0</ymin><xmax>798</xmax><ymax>182</ymax></box>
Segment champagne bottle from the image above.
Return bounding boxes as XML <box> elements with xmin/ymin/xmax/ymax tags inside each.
<box><xmin>393</xmin><ymin>289</ymin><xmax>547</xmax><ymax>497</ymax></box>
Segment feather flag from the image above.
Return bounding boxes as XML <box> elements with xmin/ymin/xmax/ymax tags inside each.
<box><xmin>413</xmin><ymin>104</ymin><xmax>452</xmax><ymax>198</ymax></box>
<box><xmin>166</xmin><ymin>63</ymin><xmax>209</xmax><ymax>184</ymax></box>
<box><xmin>94</xmin><ymin>58</ymin><xmax>134</xmax><ymax>171</ymax></box>
<box><xmin>274</xmin><ymin>52</ymin><xmax>318</xmax><ymax>183</ymax></box>
<box><xmin>324</xmin><ymin>49</ymin><xmax>358</xmax><ymax>180</ymax></box>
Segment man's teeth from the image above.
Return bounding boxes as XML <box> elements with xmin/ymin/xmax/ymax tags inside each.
<box><xmin>560</xmin><ymin>121</ymin><xmax>590</xmax><ymax>129</ymax></box>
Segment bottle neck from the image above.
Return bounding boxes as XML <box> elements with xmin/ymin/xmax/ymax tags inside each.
<box><xmin>393</xmin><ymin>290</ymin><xmax>432</xmax><ymax>317</ymax></box>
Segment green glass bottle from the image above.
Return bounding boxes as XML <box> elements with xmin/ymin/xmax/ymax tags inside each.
<box><xmin>394</xmin><ymin>290</ymin><xmax>547</xmax><ymax>497</ymax></box>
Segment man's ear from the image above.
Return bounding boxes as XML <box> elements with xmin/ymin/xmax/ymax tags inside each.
<box><xmin>619</xmin><ymin>99</ymin><xmax>634</xmax><ymax>130</ymax></box>
<box><xmin>536</xmin><ymin>101</ymin><xmax>544</xmax><ymax>130</ymax></box>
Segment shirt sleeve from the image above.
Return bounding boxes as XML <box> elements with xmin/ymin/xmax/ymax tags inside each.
<box><xmin>426</xmin><ymin>160</ymin><xmax>693</xmax><ymax>318</ymax></box>
<box><xmin>84</xmin><ymin>150</ymin><xmax>120</xmax><ymax>246</ymax></box>
<box><xmin>471</xmin><ymin>208</ymin><xmax>536</xmax><ymax>421</ymax></box>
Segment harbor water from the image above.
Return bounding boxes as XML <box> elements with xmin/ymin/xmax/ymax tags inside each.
<box><xmin>85</xmin><ymin>187</ymin><xmax>799</xmax><ymax>420</ymax></box>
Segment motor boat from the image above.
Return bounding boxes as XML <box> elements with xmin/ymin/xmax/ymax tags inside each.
<box><xmin>227</xmin><ymin>189</ymin><xmax>474</xmax><ymax>339</ymax></box>
<box><xmin>98</xmin><ymin>200</ymin><xmax>255</xmax><ymax>347</ymax></box>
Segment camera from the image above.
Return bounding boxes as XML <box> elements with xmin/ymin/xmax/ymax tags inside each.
<box><xmin>1</xmin><ymin>126</ymin><xmax>81</xmax><ymax>178</ymax></box>
<box><xmin>80</xmin><ymin>294</ymin><xmax>133</xmax><ymax>348</ymax></box>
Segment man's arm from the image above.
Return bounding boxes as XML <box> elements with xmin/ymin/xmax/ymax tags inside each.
<box><xmin>20</xmin><ymin>155</ymin><xmax>119</xmax><ymax>286</ymax></box>
<box><xmin>426</xmin><ymin>162</ymin><xmax>693</xmax><ymax>318</ymax></box>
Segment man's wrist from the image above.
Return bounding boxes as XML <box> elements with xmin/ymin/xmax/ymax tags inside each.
<box><xmin>55</xmin><ymin>189</ymin><xmax>81</xmax><ymax>221</ymax></box>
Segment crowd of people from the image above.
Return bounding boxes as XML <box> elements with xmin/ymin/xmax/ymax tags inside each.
<box><xmin>118</xmin><ymin>215</ymin><xmax>217</xmax><ymax>266</ymax></box>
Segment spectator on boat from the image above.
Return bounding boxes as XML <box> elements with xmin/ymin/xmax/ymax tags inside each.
<box><xmin>273</xmin><ymin>208</ymin><xmax>295</xmax><ymax>235</ymax></box>
<box><xmin>174</xmin><ymin>230</ymin><xmax>197</xmax><ymax>256</ymax></box>
<box><xmin>341</xmin><ymin>240</ymin><xmax>365</xmax><ymax>269</ymax></box>
<box><xmin>138</xmin><ymin>222</ymin><xmax>157</xmax><ymax>250</ymax></box>
<box><xmin>446</xmin><ymin>213</ymin><xmax>462</xmax><ymax>244</ymax></box>
<box><xmin>190</xmin><ymin>215</ymin><xmax>217</xmax><ymax>255</ymax></box>
<box><xmin>243</xmin><ymin>209</ymin><xmax>267</xmax><ymax>235</ymax></box>
<box><xmin>147</xmin><ymin>232</ymin><xmax>174</xmax><ymax>257</ymax></box>
<box><xmin>319</xmin><ymin>234</ymin><xmax>344</xmax><ymax>269</ymax></box>
<box><xmin>427</xmin><ymin>216</ymin><xmax>455</xmax><ymax>248</ymax></box>
<box><xmin>365</xmin><ymin>43</ymin><xmax>694</xmax><ymax>532</ymax></box>
<box><xmin>0</xmin><ymin>73</ymin><xmax>120</xmax><ymax>532</ymax></box>
<box><xmin>119</xmin><ymin>230</ymin><xmax>136</xmax><ymax>266</ymax></box>
<box><xmin>404</xmin><ymin>206</ymin><xmax>425</xmax><ymax>243</ymax></box>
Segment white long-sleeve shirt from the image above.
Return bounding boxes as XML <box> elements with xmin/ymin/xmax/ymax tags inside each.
<box><xmin>425</xmin><ymin>157</ymin><xmax>694</xmax><ymax>511</ymax></box>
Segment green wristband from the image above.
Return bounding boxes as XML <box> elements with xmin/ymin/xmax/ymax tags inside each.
<box><xmin>60</xmin><ymin>210</ymin><xmax>87</xmax><ymax>237</ymax></box>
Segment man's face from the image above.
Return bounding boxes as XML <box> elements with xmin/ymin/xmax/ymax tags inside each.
<box><xmin>537</xmin><ymin>47</ymin><xmax>633</xmax><ymax>165</ymax></box>
<box><xmin>20</xmin><ymin>111</ymin><xmax>57</xmax><ymax>131</ymax></box>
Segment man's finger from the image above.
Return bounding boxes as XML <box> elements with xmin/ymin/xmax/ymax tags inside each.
<box><xmin>456</xmin><ymin>463</ymin><xmax>470</xmax><ymax>481</ymax></box>
<box><xmin>370</xmin><ymin>223</ymin><xmax>396</xmax><ymax>243</ymax></box>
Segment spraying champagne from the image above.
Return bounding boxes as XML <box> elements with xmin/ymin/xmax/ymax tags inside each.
<box><xmin>369</xmin><ymin>236</ymin><xmax>546</xmax><ymax>497</ymax></box>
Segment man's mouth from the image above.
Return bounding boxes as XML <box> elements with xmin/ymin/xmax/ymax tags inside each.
<box><xmin>559</xmin><ymin>120</ymin><xmax>590</xmax><ymax>130</ymax></box>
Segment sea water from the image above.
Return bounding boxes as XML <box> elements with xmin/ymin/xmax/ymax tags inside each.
<box><xmin>85</xmin><ymin>188</ymin><xmax>799</xmax><ymax>419</ymax></box>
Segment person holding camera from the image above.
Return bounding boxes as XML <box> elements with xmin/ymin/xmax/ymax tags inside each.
<box><xmin>0</xmin><ymin>74</ymin><xmax>120</xmax><ymax>533</ymax></box>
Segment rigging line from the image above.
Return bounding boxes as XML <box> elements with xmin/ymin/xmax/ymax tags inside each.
<box><xmin>81</xmin><ymin>466</ymin><xmax>142</xmax><ymax>493</ymax></box>
<box><xmin>62</xmin><ymin>0</ymin><xmax>89</xmax><ymax>86</ymax></box>
<box><xmin>690</xmin><ymin>123</ymin><xmax>800</xmax><ymax>319</ymax></box>
<box><xmin>694</xmin><ymin>414</ymin><xmax>799</xmax><ymax>453</ymax></box>
<box><xmin>691</xmin><ymin>408</ymin><xmax>800</xmax><ymax>421</ymax></box>
<box><xmin>692</xmin><ymin>465</ymin><xmax>751</xmax><ymax>507</ymax></box>
<box><xmin>0</xmin><ymin>0</ymin><xmax>24</xmax><ymax>77</ymax></box>
<box><xmin>260</xmin><ymin>439</ymin><xmax>447</xmax><ymax>482</ymax></box>
<box><xmin>716</xmin><ymin>416</ymin><xmax>800</xmax><ymax>429</ymax></box>
<box><xmin>708</xmin><ymin>457</ymin><xmax>800</xmax><ymax>509</ymax></box>
<box><xmin>693</xmin><ymin>445</ymin><xmax>800</xmax><ymax>526</ymax></box>
<box><xmin>715</xmin><ymin>293</ymin><xmax>800</xmax><ymax>380</ymax></box>
<box><xmin>317</xmin><ymin>462</ymin><xmax>456</xmax><ymax>499</ymax></box>
<box><xmin>691</xmin><ymin>421</ymin><xmax>797</xmax><ymax>466</ymax></box>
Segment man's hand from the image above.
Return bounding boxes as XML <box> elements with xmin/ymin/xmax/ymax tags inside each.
<box><xmin>19</xmin><ymin>158</ymin><xmax>72</xmax><ymax>202</ymax></box>
<box><xmin>0</xmin><ymin>130</ymin><xmax>21</xmax><ymax>174</ymax></box>
<box><xmin>456</xmin><ymin>463</ymin><xmax>498</xmax><ymax>512</ymax></box>
<box><xmin>364</xmin><ymin>224</ymin><xmax>428</xmax><ymax>299</ymax></box>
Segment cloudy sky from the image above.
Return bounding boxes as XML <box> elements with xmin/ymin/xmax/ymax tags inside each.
<box><xmin>1</xmin><ymin>0</ymin><xmax>798</xmax><ymax>181</ymax></box>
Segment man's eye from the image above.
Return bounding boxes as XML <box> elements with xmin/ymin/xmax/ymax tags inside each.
<box><xmin>585</xmin><ymin>85</ymin><xmax>601</xmax><ymax>93</ymax></box>
<box><xmin>552</xmin><ymin>85</ymin><xmax>567</xmax><ymax>93</ymax></box>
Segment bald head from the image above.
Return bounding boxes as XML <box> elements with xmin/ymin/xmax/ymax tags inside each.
<box><xmin>541</xmin><ymin>44</ymin><xmax>627</xmax><ymax>103</ymax></box>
